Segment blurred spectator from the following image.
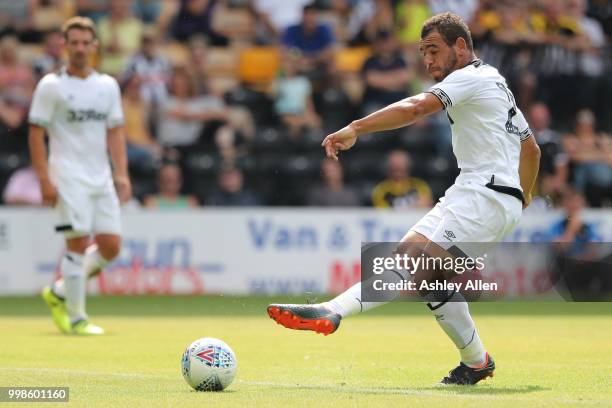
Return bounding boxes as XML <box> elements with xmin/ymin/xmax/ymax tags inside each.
<box><xmin>2</xmin><ymin>166</ymin><xmax>42</xmax><ymax>206</ymax></box>
<box><xmin>251</xmin><ymin>0</ymin><xmax>312</xmax><ymax>44</ymax></box>
<box><xmin>132</xmin><ymin>0</ymin><xmax>162</xmax><ymax>24</ymax></box>
<box><xmin>207</xmin><ymin>166</ymin><xmax>261</xmax><ymax>206</ymax></box>
<box><xmin>32</xmin><ymin>29</ymin><xmax>64</xmax><ymax>79</ymax></box>
<box><xmin>171</xmin><ymin>0</ymin><xmax>228</xmax><ymax>46</ymax></box>
<box><xmin>157</xmin><ymin>67</ymin><xmax>229</xmax><ymax>150</ymax></box>
<box><xmin>550</xmin><ymin>188</ymin><xmax>597</xmax><ymax>244</ymax></box>
<box><xmin>346</xmin><ymin>0</ymin><xmax>395</xmax><ymax>46</ymax></box>
<box><xmin>282</xmin><ymin>4</ymin><xmax>336</xmax><ymax>81</ymax></box>
<box><xmin>186</xmin><ymin>35</ymin><xmax>214</xmax><ymax>96</ymax></box>
<box><xmin>563</xmin><ymin>110</ymin><xmax>612</xmax><ymax>206</ymax></box>
<box><xmin>274</xmin><ymin>54</ymin><xmax>321</xmax><ymax>139</ymax></box>
<box><xmin>371</xmin><ymin>150</ymin><xmax>433</xmax><ymax>209</ymax></box>
<box><xmin>361</xmin><ymin>30</ymin><xmax>411</xmax><ymax>115</ymax></box>
<box><xmin>121</xmin><ymin>27</ymin><xmax>170</xmax><ymax>106</ymax></box>
<box><xmin>567</xmin><ymin>0</ymin><xmax>606</xmax><ymax>117</ymax></box>
<box><xmin>428</xmin><ymin>0</ymin><xmax>478</xmax><ymax>24</ymax></box>
<box><xmin>97</xmin><ymin>0</ymin><xmax>144</xmax><ymax>76</ymax></box>
<box><xmin>396</xmin><ymin>0</ymin><xmax>431</xmax><ymax>48</ymax></box>
<box><xmin>529</xmin><ymin>102</ymin><xmax>568</xmax><ymax>197</ymax></box>
<box><xmin>587</xmin><ymin>0</ymin><xmax>612</xmax><ymax>38</ymax></box>
<box><xmin>76</xmin><ymin>0</ymin><xmax>110</xmax><ymax>23</ymax></box>
<box><xmin>308</xmin><ymin>158</ymin><xmax>360</xmax><ymax>206</ymax></box>
<box><xmin>144</xmin><ymin>162</ymin><xmax>199</xmax><ymax>209</ymax></box>
<box><xmin>0</xmin><ymin>36</ymin><xmax>34</xmax><ymax>154</ymax></box>
<box><xmin>122</xmin><ymin>75</ymin><xmax>160</xmax><ymax>170</ymax></box>
<box><xmin>0</xmin><ymin>0</ymin><xmax>39</xmax><ymax>42</ymax></box>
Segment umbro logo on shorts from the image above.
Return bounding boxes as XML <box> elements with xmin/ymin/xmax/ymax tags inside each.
<box><xmin>443</xmin><ymin>230</ymin><xmax>456</xmax><ymax>241</ymax></box>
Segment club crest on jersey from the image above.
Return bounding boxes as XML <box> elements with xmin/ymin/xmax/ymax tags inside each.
<box><xmin>67</xmin><ymin>109</ymin><xmax>108</xmax><ymax>122</ymax></box>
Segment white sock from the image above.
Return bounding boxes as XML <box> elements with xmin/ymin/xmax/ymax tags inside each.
<box><xmin>83</xmin><ymin>244</ymin><xmax>109</xmax><ymax>278</ymax></box>
<box><xmin>323</xmin><ymin>268</ymin><xmax>408</xmax><ymax>317</ymax></box>
<box><xmin>428</xmin><ymin>292</ymin><xmax>487</xmax><ymax>367</ymax></box>
<box><xmin>61</xmin><ymin>251</ymin><xmax>87</xmax><ymax>323</ymax></box>
<box><xmin>52</xmin><ymin>245</ymin><xmax>108</xmax><ymax>298</ymax></box>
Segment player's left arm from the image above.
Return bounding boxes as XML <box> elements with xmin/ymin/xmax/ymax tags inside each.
<box><xmin>107</xmin><ymin>125</ymin><xmax>132</xmax><ymax>203</ymax></box>
<box><xmin>519</xmin><ymin>135</ymin><xmax>541</xmax><ymax>209</ymax></box>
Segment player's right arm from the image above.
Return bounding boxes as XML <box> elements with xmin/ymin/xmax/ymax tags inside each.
<box><xmin>28</xmin><ymin>75</ymin><xmax>59</xmax><ymax>206</ymax></box>
<box><xmin>518</xmin><ymin>135</ymin><xmax>541</xmax><ymax>209</ymax></box>
<box><xmin>29</xmin><ymin>124</ymin><xmax>57</xmax><ymax>206</ymax></box>
<box><xmin>322</xmin><ymin>93</ymin><xmax>443</xmax><ymax>160</ymax></box>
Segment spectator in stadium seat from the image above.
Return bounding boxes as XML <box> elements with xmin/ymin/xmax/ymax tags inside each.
<box><xmin>32</xmin><ymin>29</ymin><xmax>65</xmax><ymax>80</ymax></box>
<box><xmin>0</xmin><ymin>0</ymin><xmax>40</xmax><ymax>42</ymax></box>
<box><xmin>121</xmin><ymin>75</ymin><xmax>161</xmax><ymax>171</ymax></box>
<box><xmin>121</xmin><ymin>27</ymin><xmax>171</xmax><ymax>106</ymax></box>
<box><xmin>132</xmin><ymin>0</ymin><xmax>162</xmax><ymax>24</ymax></box>
<box><xmin>549</xmin><ymin>188</ymin><xmax>597</xmax><ymax>244</ymax></box>
<box><xmin>371</xmin><ymin>150</ymin><xmax>433</xmax><ymax>209</ymax></box>
<box><xmin>2</xmin><ymin>166</ymin><xmax>42</xmax><ymax>206</ymax></box>
<box><xmin>563</xmin><ymin>110</ymin><xmax>612</xmax><ymax>206</ymax></box>
<box><xmin>529</xmin><ymin>103</ymin><xmax>568</xmax><ymax>199</ymax></box>
<box><xmin>396</xmin><ymin>0</ymin><xmax>431</xmax><ymax>48</ymax></box>
<box><xmin>206</xmin><ymin>165</ymin><xmax>261</xmax><ymax>206</ymax></box>
<box><xmin>360</xmin><ymin>30</ymin><xmax>412</xmax><ymax>115</ymax></box>
<box><xmin>75</xmin><ymin>0</ymin><xmax>110</xmax><ymax>23</ymax></box>
<box><xmin>274</xmin><ymin>54</ymin><xmax>322</xmax><ymax>140</ymax></box>
<box><xmin>308</xmin><ymin>158</ymin><xmax>360</xmax><ymax>207</ymax></box>
<box><xmin>251</xmin><ymin>0</ymin><xmax>312</xmax><ymax>44</ymax></box>
<box><xmin>281</xmin><ymin>4</ymin><xmax>336</xmax><ymax>80</ymax></box>
<box><xmin>0</xmin><ymin>35</ymin><xmax>34</xmax><ymax>155</ymax></box>
<box><xmin>144</xmin><ymin>162</ymin><xmax>199</xmax><ymax>209</ymax></box>
<box><xmin>171</xmin><ymin>0</ymin><xmax>228</xmax><ymax>46</ymax></box>
<box><xmin>97</xmin><ymin>0</ymin><xmax>144</xmax><ymax>76</ymax></box>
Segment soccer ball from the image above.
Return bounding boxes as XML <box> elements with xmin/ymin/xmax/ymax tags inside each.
<box><xmin>181</xmin><ymin>338</ymin><xmax>237</xmax><ymax>391</ymax></box>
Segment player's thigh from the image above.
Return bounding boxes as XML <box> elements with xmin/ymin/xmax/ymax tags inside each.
<box><xmin>92</xmin><ymin>184</ymin><xmax>122</xmax><ymax>237</ymax></box>
<box><xmin>55</xmin><ymin>184</ymin><xmax>94</xmax><ymax>239</ymax></box>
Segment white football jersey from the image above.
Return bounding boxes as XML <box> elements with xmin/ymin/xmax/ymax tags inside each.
<box><xmin>428</xmin><ymin>60</ymin><xmax>532</xmax><ymax>190</ymax></box>
<box><xmin>29</xmin><ymin>68</ymin><xmax>124</xmax><ymax>188</ymax></box>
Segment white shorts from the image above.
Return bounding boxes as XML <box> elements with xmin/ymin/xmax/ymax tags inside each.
<box><xmin>409</xmin><ymin>182</ymin><xmax>522</xmax><ymax>258</ymax></box>
<box><xmin>54</xmin><ymin>178</ymin><xmax>121</xmax><ymax>238</ymax></box>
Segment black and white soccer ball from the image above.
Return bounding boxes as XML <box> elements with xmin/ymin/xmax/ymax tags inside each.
<box><xmin>181</xmin><ymin>337</ymin><xmax>237</xmax><ymax>391</ymax></box>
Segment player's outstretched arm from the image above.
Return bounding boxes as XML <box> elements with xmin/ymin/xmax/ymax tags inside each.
<box><xmin>322</xmin><ymin>93</ymin><xmax>443</xmax><ymax>160</ymax></box>
<box><xmin>518</xmin><ymin>135</ymin><xmax>541</xmax><ymax>208</ymax></box>
<box><xmin>107</xmin><ymin>125</ymin><xmax>132</xmax><ymax>203</ymax></box>
<box><xmin>28</xmin><ymin>124</ymin><xmax>58</xmax><ymax>206</ymax></box>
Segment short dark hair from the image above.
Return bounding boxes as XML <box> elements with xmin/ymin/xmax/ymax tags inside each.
<box><xmin>421</xmin><ymin>12</ymin><xmax>473</xmax><ymax>51</ymax></box>
<box><xmin>62</xmin><ymin>16</ymin><xmax>97</xmax><ymax>40</ymax></box>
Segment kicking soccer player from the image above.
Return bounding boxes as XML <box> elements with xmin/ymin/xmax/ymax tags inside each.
<box><xmin>29</xmin><ymin>17</ymin><xmax>131</xmax><ymax>335</ymax></box>
<box><xmin>268</xmin><ymin>13</ymin><xmax>540</xmax><ymax>385</ymax></box>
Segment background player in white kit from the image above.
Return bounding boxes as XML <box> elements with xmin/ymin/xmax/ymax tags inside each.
<box><xmin>29</xmin><ymin>17</ymin><xmax>131</xmax><ymax>335</ymax></box>
<box><xmin>268</xmin><ymin>13</ymin><xmax>541</xmax><ymax>384</ymax></box>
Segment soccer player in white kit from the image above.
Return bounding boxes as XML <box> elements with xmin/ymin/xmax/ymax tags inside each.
<box><xmin>29</xmin><ymin>17</ymin><xmax>131</xmax><ymax>335</ymax></box>
<box><xmin>268</xmin><ymin>13</ymin><xmax>541</xmax><ymax>384</ymax></box>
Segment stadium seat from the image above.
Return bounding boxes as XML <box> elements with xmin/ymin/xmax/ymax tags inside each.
<box><xmin>206</xmin><ymin>47</ymin><xmax>240</xmax><ymax>76</ymax></box>
<box><xmin>212</xmin><ymin>7</ymin><xmax>254</xmax><ymax>41</ymax></box>
<box><xmin>237</xmin><ymin>47</ymin><xmax>280</xmax><ymax>85</ymax></box>
<box><xmin>158</xmin><ymin>42</ymin><xmax>190</xmax><ymax>66</ymax></box>
<box><xmin>335</xmin><ymin>47</ymin><xmax>371</xmax><ymax>74</ymax></box>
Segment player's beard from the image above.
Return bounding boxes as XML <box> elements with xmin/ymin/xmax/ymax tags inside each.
<box><xmin>439</xmin><ymin>48</ymin><xmax>458</xmax><ymax>81</ymax></box>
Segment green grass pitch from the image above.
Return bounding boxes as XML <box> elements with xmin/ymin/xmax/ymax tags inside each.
<box><xmin>1</xmin><ymin>296</ymin><xmax>611</xmax><ymax>407</ymax></box>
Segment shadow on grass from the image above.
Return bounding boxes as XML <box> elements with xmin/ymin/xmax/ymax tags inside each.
<box><xmin>415</xmin><ymin>384</ymin><xmax>547</xmax><ymax>395</ymax></box>
<box><xmin>238</xmin><ymin>380</ymin><xmax>548</xmax><ymax>396</ymax></box>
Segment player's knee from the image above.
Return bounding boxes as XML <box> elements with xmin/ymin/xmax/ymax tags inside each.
<box><xmin>66</xmin><ymin>236</ymin><xmax>89</xmax><ymax>254</ymax></box>
<box><xmin>98</xmin><ymin>239</ymin><xmax>121</xmax><ymax>260</ymax></box>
